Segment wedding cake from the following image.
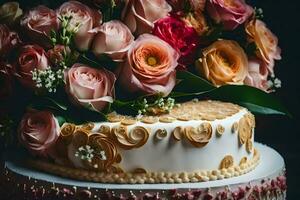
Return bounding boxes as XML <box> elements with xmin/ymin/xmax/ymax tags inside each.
<box><xmin>0</xmin><ymin>0</ymin><xmax>286</xmax><ymax>199</ymax></box>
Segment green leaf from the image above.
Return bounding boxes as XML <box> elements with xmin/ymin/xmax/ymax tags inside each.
<box><xmin>55</xmin><ymin>115</ymin><xmax>66</xmax><ymax>126</ymax></box>
<box><xmin>207</xmin><ymin>85</ymin><xmax>291</xmax><ymax>116</ymax></box>
<box><xmin>43</xmin><ymin>97</ymin><xmax>67</xmax><ymax>111</ymax></box>
<box><xmin>174</xmin><ymin>70</ymin><xmax>215</xmax><ymax>94</ymax></box>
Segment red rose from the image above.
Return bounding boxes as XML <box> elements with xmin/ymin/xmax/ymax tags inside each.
<box><xmin>0</xmin><ymin>24</ymin><xmax>21</xmax><ymax>57</ymax></box>
<box><xmin>0</xmin><ymin>62</ymin><xmax>15</xmax><ymax>100</ymax></box>
<box><xmin>17</xmin><ymin>45</ymin><xmax>49</xmax><ymax>89</ymax></box>
<box><xmin>20</xmin><ymin>6</ymin><xmax>59</xmax><ymax>48</ymax></box>
<box><xmin>153</xmin><ymin>16</ymin><xmax>199</xmax><ymax>66</ymax></box>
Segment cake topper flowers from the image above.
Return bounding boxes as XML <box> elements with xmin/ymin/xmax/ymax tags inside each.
<box><xmin>0</xmin><ymin>0</ymin><xmax>289</xmax><ymax>152</ymax></box>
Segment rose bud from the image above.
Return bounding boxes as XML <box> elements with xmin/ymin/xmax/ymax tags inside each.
<box><xmin>65</xmin><ymin>63</ymin><xmax>116</xmax><ymax>112</ymax></box>
<box><xmin>17</xmin><ymin>45</ymin><xmax>49</xmax><ymax>89</ymax></box>
<box><xmin>0</xmin><ymin>24</ymin><xmax>21</xmax><ymax>58</ymax></box>
<box><xmin>91</xmin><ymin>20</ymin><xmax>134</xmax><ymax>62</ymax></box>
<box><xmin>0</xmin><ymin>1</ymin><xmax>23</xmax><ymax>25</ymax></box>
<box><xmin>0</xmin><ymin>62</ymin><xmax>15</xmax><ymax>100</ymax></box>
<box><xmin>118</xmin><ymin>34</ymin><xmax>179</xmax><ymax>97</ymax></box>
<box><xmin>206</xmin><ymin>0</ymin><xmax>253</xmax><ymax>30</ymax></box>
<box><xmin>245</xmin><ymin>19</ymin><xmax>281</xmax><ymax>74</ymax></box>
<box><xmin>122</xmin><ymin>0</ymin><xmax>172</xmax><ymax>35</ymax></box>
<box><xmin>18</xmin><ymin>110</ymin><xmax>60</xmax><ymax>157</ymax></box>
<box><xmin>57</xmin><ymin>1</ymin><xmax>102</xmax><ymax>51</ymax></box>
<box><xmin>195</xmin><ymin>40</ymin><xmax>248</xmax><ymax>86</ymax></box>
<box><xmin>20</xmin><ymin>6</ymin><xmax>59</xmax><ymax>48</ymax></box>
<box><xmin>47</xmin><ymin>45</ymin><xmax>71</xmax><ymax>66</ymax></box>
<box><xmin>244</xmin><ymin>58</ymin><xmax>270</xmax><ymax>92</ymax></box>
<box><xmin>153</xmin><ymin>16</ymin><xmax>199</xmax><ymax>66</ymax></box>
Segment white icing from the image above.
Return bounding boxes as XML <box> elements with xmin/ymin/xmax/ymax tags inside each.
<box><xmin>89</xmin><ymin>108</ymin><xmax>254</xmax><ymax>173</ymax></box>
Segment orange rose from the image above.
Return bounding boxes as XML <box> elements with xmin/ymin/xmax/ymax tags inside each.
<box><xmin>196</xmin><ymin>40</ymin><xmax>248</xmax><ymax>86</ymax></box>
<box><xmin>245</xmin><ymin>19</ymin><xmax>281</xmax><ymax>73</ymax></box>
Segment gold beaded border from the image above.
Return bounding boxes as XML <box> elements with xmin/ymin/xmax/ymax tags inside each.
<box><xmin>28</xmin><ymin>149</ymin><xmax>260</xmax><ymax>184</ymax></box>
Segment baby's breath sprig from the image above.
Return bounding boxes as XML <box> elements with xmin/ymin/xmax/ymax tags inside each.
<box><xmin>267</xmin><ymin>74</ymin><xmax>282</xmax><ymax>92</ymax></box>
<box><xmin>137</xmin><ymin>97</ymin><xmax>176</xmax><ymax>115</ymax></box>
<box><xmin>31</xmin><ymin>66</ymin><xmax>66</xmax><ymax>93</ymax></box>
<box><xmin>75</xmin><ymin>145</ymin><xmax>107</xmax><ymax>163</ymax></box>
<box><xmin>254</xmin><ymin>7</ymin><xmax>264</xmax><ymax>19</ymax></box>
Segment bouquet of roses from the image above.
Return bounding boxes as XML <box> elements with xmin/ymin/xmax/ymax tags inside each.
<box><xmin>0</xmin><ymin>0</ymin><xmax>288</xmax><ymax>151</ymax></box>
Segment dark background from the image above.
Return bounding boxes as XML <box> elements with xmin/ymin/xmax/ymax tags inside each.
<box><xmin>249</xmin><ymin>0</ymin><xmax>300</xmax><ymax>199</ymax></box>
<box><xmin>0</xmin><ymin>0</ymin><xmax>300</xmax><ymax>199</ymax></box>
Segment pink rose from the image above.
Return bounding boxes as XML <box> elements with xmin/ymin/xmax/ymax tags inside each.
<box><xmin>245</xmin><ymin>19</ymin><xmax>281</xmax><ymax>74</ymax></box>
<box><xmin>17</xmin><ymin>45</ymin><xmax>49</xmax><ymax>89</ymax></box>
<box><xmin>18</xmin><ymin>110</ymin><xmax>60</xmax><ymax>157</ymax></box>
<box><xmin>167</xmin><ymin>0</ymin><xmax>206</xmax><ymax>12</ymax></box>
<box><xmin>20</xmin><ymin>6</ymin><xmax>59</xmax><ymax>48</ymax></box>
<box><xmin>65</xmin><ymin>63</ymin><xmax>116</xmax><ymax>112</ymax></box>
<box><xmin>244</xmin><ymin>59</ymin><xmax>270</xmax><ymax>92</ymax></box>
<box><xmin>91</xmin><ymin>20</ymin><xmax>134</xmax><ymax>62</ymax></box>
<box><xmin>57</xmin><ymin>1</ymin><xmax>102</xmax><ymax>51</ymax></box>
<box><xmin>122</xmin><ymin>0</ymin><xmax>172</xmax><ymax>35</ymax></box>
<box><xmin>118</xmin><ymin>34</ymin><xmax>179</xmax><ymax>96</ymax></box>
<box><xmin>0</xmin><ymin>62</ymin><xmax>15</xmax><ymax>100</ymax></box>
<box><xmin>153</xmin><ymin>16</ymin><xmax>199</xmax><ymax>66</ymax></box>
<box><xmin>47</xmin><ymin>45</ymin><xmax>71</xmax><ymax>66</ymax></box>
<box><xmin>206</xmin><ymin>0</ymin><xmax>253</xmax><ymax>30</ymax></box>
<box><xmin>0</xmin><ymin>24</ymin><xmax>21</xmax><ymax>57</ymax></box>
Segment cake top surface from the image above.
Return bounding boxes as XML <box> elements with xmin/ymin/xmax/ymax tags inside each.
<box><xmin>107</xmin><ymin>100</ymin><xmax>243</xmax><ymax>124</ymax></box>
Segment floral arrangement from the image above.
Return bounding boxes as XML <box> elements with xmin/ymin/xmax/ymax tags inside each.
<box><xmin>0</xmin><ymin>0</ymin><xmax>289</xmax><ymax>154</ymax></box>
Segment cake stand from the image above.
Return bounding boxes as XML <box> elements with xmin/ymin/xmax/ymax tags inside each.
<box><xmin>0</xmin><ymin>143</ymin><xmax>286</xmax><ymax>200</ymax></box>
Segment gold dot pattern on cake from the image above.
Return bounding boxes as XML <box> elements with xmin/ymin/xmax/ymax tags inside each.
<box><xmin>239</xmin><ymin>157</ymin><xmax>248</xmax><ymax>166</ymax></box>
<box><xmin>88</xmin><ymin>133</ymin><xmax>119</xmax><ymax>171</ymax></box>
<box><xmin>238</xmin><ymin>114</ymin><xmax>252</xmax><ymax>145</ymax></box>
<box><xmin>231</xmin><ymin>122</ymin><xmax>239</xmax><ymax>133</ymax></box>
<box><xmin>81</xmin><ymin>123</ymin><xmax>95</xmax><ymax>131</ymax></box>
<box><xmin>140</xmin><ymin>116</ymin><xmax>159</xmax><ymax>124</ymax></box>
<box><xmin>159</xmin><ymin>116</ymin><xmax>176</xmax><ymax>123</ymax></box>
<box><xmin>155</xmin><ymin>129</ymin><xmax>168</xmax><ymax>140</ymax></box>
<box><xmin>216</xmin><ymin>125</ymin><xmax>225</xmax><ymax>136</ymax></box>
<box><xmin>246</xmin><ymin>139</ymin><xmax>253</xmax><ymax>153</ymax></box>
<box><xmin>107</xmin><ymin>113</ymin><xmax>125</xmax><ymax>122</ymax></box>
<box><xmin>98</xmin><ymin>125</ymin><xmax>111</xmax><ymax>135</ymax></box>
<box><xmin>112</xmin><ymin>126</ymin><xmax>150</xmax><ymax>150</ymax></box>
<box><xmin>219</xmin><ymin>155</ymin><xmax>234</xmax><ymax>169</ymax></box>
<box><xmin>184</xmin><ymin>122</ymin><xmax>212</xmax><ymax>148</ymax></box>
<box><xmin>121</xmin><ymin>118</ymin><xmax>137</xmax><ymax>126</ymax></box>
<box><xmin>172</xmin><ymin>126</ymin><xmax>184</xmax><ymax>141</ymax></box>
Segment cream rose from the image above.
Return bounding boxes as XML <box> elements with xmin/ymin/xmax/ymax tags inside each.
<box><xmin>196</xmin><ymin>40</ymin><xmax>248</xmax><ymax>86</ymax></box>
<box><xmin>118</xmin><ymin>34</ymin><xmax>179</xmax><ymax>96</ymax></box>
<box><xmin>20</xmin><ymin>6</ymin><xmax>59</xmax><ymax>48</ymax></box>
<box><xmin>57</xmin><ymin>1</ymin><xmax>102</xmax><ymax>51</ymax></box>
<box><xmin>0</xmin><ymin>1</ymin><xmax>23</xmax><ymax>25</ymax></box>
<box><xmin>245</xmin><ymin>19</ymin><xmax>281</xmax><ymax>74</ymax></box>
<box><xmin>91</xmin><ymin>20</ymin><xmax>134</xmax><ymax>61</ymax></box>
<box><xmin>122</xmin><ymin>0</ymin><xmax>172</xmax><ymax>35</ymax></box>
<box><xmin>65</xmin><ymin>63</ymin><xmax>116</xmax><ymax>112</ymax></box>
<box><xmin>18</xmin><ymin>110</ymin><xmax>60</xmax><ymax>157</ymax></box>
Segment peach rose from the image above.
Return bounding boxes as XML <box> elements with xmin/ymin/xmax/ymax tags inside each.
<box><xmin>207</xmin><ymin>0</ymin><xmax>253</xmax><ymax>30</ymax></box>
<box><xmin>18</xmin><ymin>110</ymin><xmax>60</xmax><ymax>157</ymax></box>
<box><xmin>0</xmin><ymin>1</ymin><xmax>23</xmax><ymax>25</ymax></box>
<box><xmin>122</xmin><ymin>0</ymin><xmax>172</xmax><ymax>35</ymax></box>
<box><xmin>57</xmin><ymin>1</ymin><xmax>102</xmax><ymax>51</ymax></box>
<box><xmin>65</xmin><ymin>63</ymin><xmax>116</xmax><ymax>112</ymax></box>
<box><xmin>244</xmin><ymin>58</ymin><xmax>270</xmax><ymax>92</ymax></box>
<box><xmin>91</xmin><ymin>20</ymin><xmax>134</xmax><ymax>61</ymax></box>
<box><xmin>245</xmin><ymin>19</ymin><xmax>281</xmax><ymax>74</ymax></box>
<box><xmin>17</xmin><ymin>45</ymin><xmax>49</xmax><ymax>89</ymax></box>
<box><xmin>196</xmin><ymin>40</ymin><xmax>248</xmax><ymax>86</ymax></box>
<box><xmin>118</xmin><ymin>34</ymin><xmax>179</xmax><ymax>96</ymax></box>
<box><xmin>21</xmin><ymin>6</ymin><xmax>59</xmax><ymax>48</ymax></box>
<box><xmin>181</xmin><ymin>12</ymin><xmax>208</xmax><ymax>36</ymax></box>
